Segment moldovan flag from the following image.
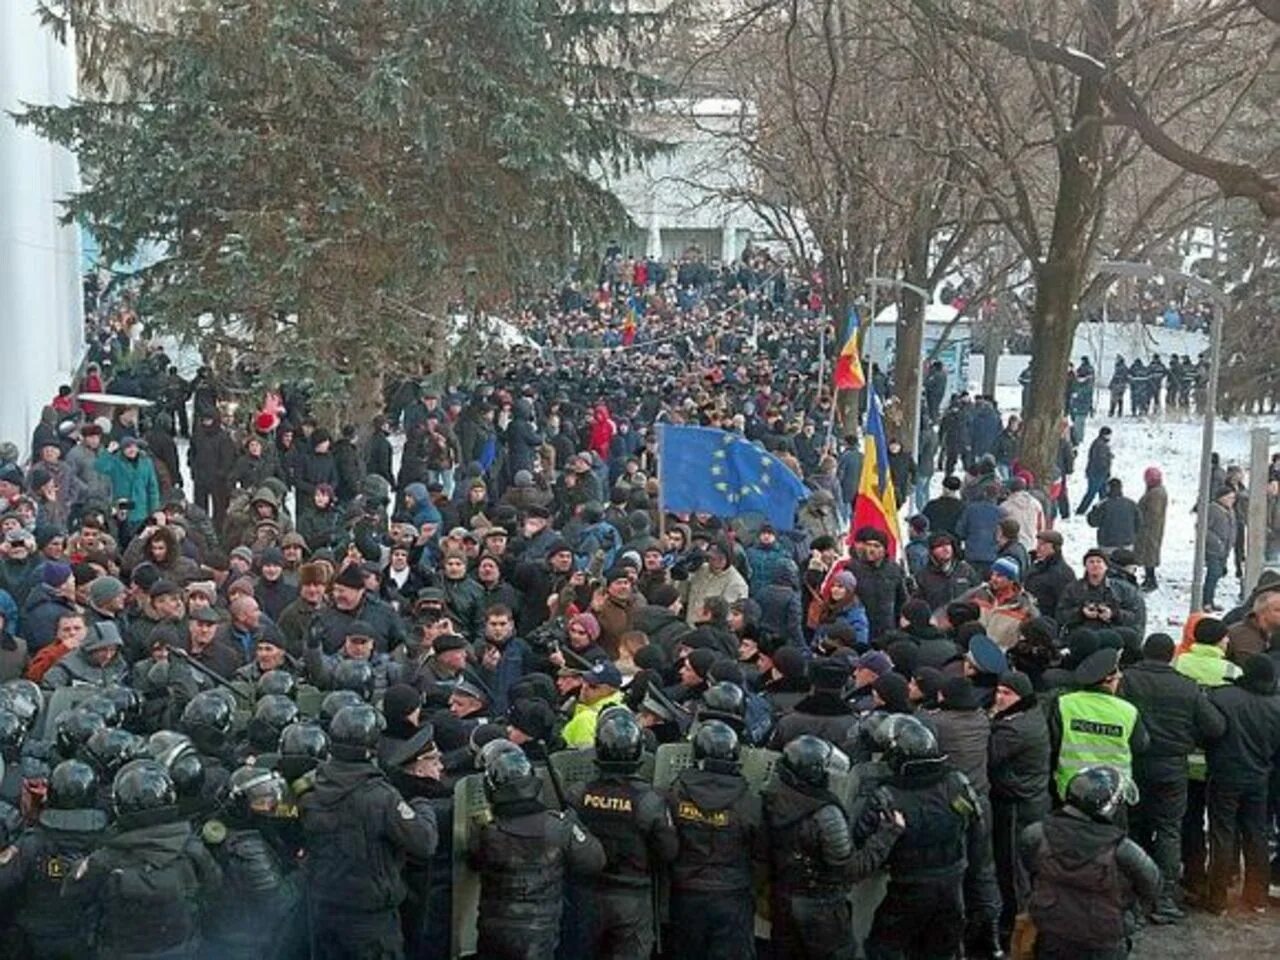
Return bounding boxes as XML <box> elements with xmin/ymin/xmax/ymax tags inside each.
<box><xmin>850</xmin><ymin>385</ymin><xmax>900</xmax><ymax>557</ymax></box>
<box><xmin>833</xmin><ymin>308</ymin><xmax>866</xmax><ymax>390</ymax></box>
<box><xmin>622</xmin><ymin>309</ymin><xmax>637</xmax><ymax>346</ymax></box>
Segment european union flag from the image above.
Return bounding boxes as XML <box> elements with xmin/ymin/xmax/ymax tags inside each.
<box><xmin>658</xmin><ymin>425</ymin><xmax>810</xmax><ymax>531</ymax></box>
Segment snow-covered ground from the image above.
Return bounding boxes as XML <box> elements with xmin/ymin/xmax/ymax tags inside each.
<box><xmin>979</xmin><ymin>376</ymin><xmax>1269</xmax><ymax>633</ymax></box>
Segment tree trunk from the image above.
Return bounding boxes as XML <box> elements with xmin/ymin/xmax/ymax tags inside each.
<box><xmin>981</xmin><ymin>319</ymin><xmax>1002</xmax><ymax>399</ymax></box>
<box><xmin>1019</xmin><ymin>0</ymin><xmax>1115</xmax><ymax>486</ymax></box>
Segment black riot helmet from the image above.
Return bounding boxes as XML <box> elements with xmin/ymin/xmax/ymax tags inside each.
<box><xmin>781</xmin><ymin>735</ymin><xmax>833</xmax><ymax>789</ymax></box>
<box><xmin>81</xmin><ymin>693</ymin><xmax>124</xmax><ymax>728</ymax></box>
<box><xmin>82</xmin><ymin>727</ymin><xmax>147</xmax><ymax>780</ymax></box>
<box><xmin>697</xmin><ymin>681</ymin><xmax>746</xmax><ymax>732</ymax></box>
<box><xmin>328</xmin><ymin>704</ymin><xmax>383</xmax><ymax>760</ymax></box>
<box><xmin>256</xmin><ymin>669</ymin><xmax>298</xmax><ymax>701</ymax></box>
<box><xmin>248</xmin><ymin>695</ymin><xmax>300</xmax><ymax>753</ymax></box>
<box><xmin>880</xmin><ymin>715</ymin><xmax>940</xmax><ymax>773</ymax></box>
<box><xmin>0</xmin><ymin>679</ymin><xmax>42</xmax><ymax>729</ymax></box>
<box><xmin>55</xmin><ymin>708</ymin><xmax>107</xmax><ymax>761</ymax></box>
<box><xmin>112</xmin><ymin>759</ymin><xmax>177</xmax><ymax>818</ymax></box>
<box><xmin>0</xmin><ymin>709</ymin><xmax>23</xmax><ymax>762</ymax></box>
<box><xmin>278</xmin><ymin>722</ymin><xmax>329</xmax><ymax>782</ymax></box>
<box><xmin>147</xmin><ymin>730</ymin><xmax>206</xmax><ymax>802</ymax></box>
<box><xmin>49</xmin><ymin>759</ymin><xmax>99</xmax><ymax>810</ymax></box>
<box><xmin>594</xmin><ymin>707</ymin><xmax>643</xmax><ymax>767</ymax></box>
<box><xmin>223</xmin><ymin>764</ymin><xmax>289</xmax><ymax>821</ymax></box>
<box><xmin>483</xmin><ymin>745</ymin><xmax>540</xmax><ymax>804</ymax></box>
<box><xmin>692</xmin><ymin>719</ymin><xmax>740</xmax><ymax>771</ymax></box>
<box><xmin>179</xmin><ymin>690</ymin><xmax>235</xmax><ymax>755</ymax></box>
<box><xmin>319</xmin><ymin>690</ymin><xmax>364</xmax><ymax>731</ymax></box>
<box><xmin>332</xmin><ymin>659</ymin><xmax>376</xmax><ymax>702</ymax></box>
<box><xmin>99</xmin><ymin>686</ymin><xmax>145</xmax><ymax>731</ymax></box>
<box><xmin>1065</xmin><ymin>765</ymin><xmax>1138</xmax><ymax>824</ymax></box>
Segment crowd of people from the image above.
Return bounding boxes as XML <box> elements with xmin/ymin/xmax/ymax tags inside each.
<box><xmin>0</xmin><ymin>249</ymin><xmax>1278</xmax><ymax>960</ymax></box>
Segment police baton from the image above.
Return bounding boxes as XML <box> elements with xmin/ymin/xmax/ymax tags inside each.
<box><xmin>536</xmin><ymin>741</ymin><xmax>567</xmax><ymax>811</ymax></box>
<box><xmin>169</xmin><ymin>647</ymin><xmax>254</xmax><ymax>704</ymax></box>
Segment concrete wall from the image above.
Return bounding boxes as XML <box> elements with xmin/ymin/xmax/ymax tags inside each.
<box><xmin>0</xmin><ymin>4</ymin><xmax>84</xmax><ymax>457</ymax></box>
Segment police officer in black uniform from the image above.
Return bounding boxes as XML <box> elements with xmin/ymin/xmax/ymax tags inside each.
<box><xmin>178</xmin><ymin>690</ymin><xmax>239</xmax><ymax>808</ymax></box>
<box><xmin>65</xmin><ymin>759</ymin><xmax>223</xmax><ymax>959</ymax></box>
<box><xmin>0</xmin><ymin>759</ymin><xmax>109</xmax><ymax>959</ymax></box>
<box><xmin>200</xmin><ymin>765</ymin><xmax>305</xmax><ymax>959</ymax></box>
<box><xmin>469</xmin><ymin>744</ymin><xmax>606</xmax><ymax>960</ymax></box>
<box><xmin>665</xmin><ymin>719</ymin><xmax>763</xmax><ymax>960</ymax></box>
<box><xmin>566</xmin><ymin>707</ymin><xmax>678</xmax><ymax>960</ymax></box>
<box><xmin>1020</xmin><ymin>765</ymin><xmax>1159</xmax><ymax>960</ymax></box>
<box><xmin>866</xmin><ymin>715</ymin><xmax>978</xmax><ymax>960</ymax></box>
<box><xmin>299</xmin><ymin>703</ymin><xmax>438</xmax><ymax>960</ymax></box>
<box><xmin>763</xmin><ymin>735</ymin><xmax>905</xmax><ymax>960</ymax></box>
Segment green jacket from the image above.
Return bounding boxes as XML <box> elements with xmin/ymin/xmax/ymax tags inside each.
<box><xmin>95</xmin><ymin>450</ymin><xmax>161</xmax><ymax>522</ymax></box>
<box><xmin>1174</xmin><ymin>644</ymin><xmax>1240</xmax><ymax>780</ymax></box>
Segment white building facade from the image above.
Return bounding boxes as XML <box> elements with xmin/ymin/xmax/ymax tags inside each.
<box><xmin>0</xmin><ymin>5</ymin><xmax>85</xmax><ymax>455</ymax></box>
<box><xmin>601</xmin><ymin>98</ymin><xmax>782</xmax><ymax>263</ymax></box>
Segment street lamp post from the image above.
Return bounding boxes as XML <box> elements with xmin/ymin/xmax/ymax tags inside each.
<box><xmin>1098</xmin><ymin>261</ymin><xmax>1228</xmax><ymax>614</ymax></box>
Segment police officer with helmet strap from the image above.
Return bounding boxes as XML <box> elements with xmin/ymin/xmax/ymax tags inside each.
<box><xmin>0</xmin><ymin>759</ymin><xmax>109</xmax><ymax>958</ymax></box>
<box><xmin>664</xmin><ymin>719</ymin><xmax>763</xmax><ymax>960</ymax></box>
<box><xmin>866</xmin><ymin>715</ymin><xmax>979</xmax><ymax>960</ymax></box>
<box><xmin>762</xmin><ymin>734</ymin><xmax>906</xmax><ymax>960</ymax></box>
<box><xmin>299</xmin><ymin>704</ymin><xmax>438</xmax><ymax>960</ymax></box>
<box><xmin>566</xmin><ymin>706</ymin><xmax>678</xmax><ymax>960</ymax></box>
<box><xmin>469</xmin><ymin>741</ymin><xmax>606</xmax><ymax>960</ymax></box>
<box><xmin>1019</xmin><ymin>765</ymin><xmax>1159</xmax><ymax>959</ymax></box>
<box><xmin>64</xmin><ymin>758</ymin><xmax>223</xmax><ymax>959</ymax></box>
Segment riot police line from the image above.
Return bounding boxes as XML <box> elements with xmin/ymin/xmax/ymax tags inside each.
<box><xmin>0</xmin><ymin>661</ymin><xmax>1157</xmax><ymax>960</ymax></box>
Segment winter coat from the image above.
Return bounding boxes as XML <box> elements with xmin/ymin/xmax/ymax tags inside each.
<box><xmin>1084</xmin><ymin>436</ymin><xmax>1113</xmax><ymax>480</ymax></box>
<box><xmin>745</xmin><ymin>542</ymin><xmax>797</xmax><ymax>597</ymax></box>
<box><xmin>332</xmin><ymin>439</ymin><xmax>365</xmax><ymax>502</ymax></box>
<box><xmin>847</xmin><ymin>557</ymin><xmax>909</xmax><ymax>642</ymax></box>
<box><xmin>955</xmin><ymin>500</ymin><xmax>1002</xmax><ymax>564</ymax></box>
<box><xmin>294</xmin><ymin>448</ymin><xmax>338</xmax><ymax>499</ymax></box>
<box><xmin>188</xmin><ymin>420</ymin><xmax>236</xmax><ymax>486</ymax></box>
<box><xmin>19</xmin><ymin>584</ymin><xmax>77</xmax><ymax>654</ymax></box>
<box><xmin>1206</xmin><ymin>680</ymin><xmax>1280</xmax><ymax>785</ymax></box>
<box><xmin>94</xmin><ymin>451</ymin><xmax>161</xmax><ymax>523</ymax></box>
<box><xmin>1205</xmin><ymin>501</ymin><xmax>1235</xmax><ymax>561</ymax></box>
<box><xmin>988</xmin><ymin>697</ymin><xmax>1051</xmax><ymax>805</ymax></box>
<box><xmin>922</xmin><ymin>495</ymin><xmax>965</xmax><ymax>538</ymax></box>
<box><xmin>959</xmin><ymin>583</ymin><xmax>1039</xmax><ymax>651</ymax></box>
<box><xmin>64</xmin><ymin>442</ymin><xmax>112</xmax><ymax>505</ymax></box>
<box><xmin>632</xmin><ymin>605</ymin><xmax>692</xmax><ymax>657</ymax></box>
<box><xmin>1055</xmin><ymin>575</ymin><xmax>1145</xmax><ymax>635</ymax></box>
<box><xmin>1024</xmin><ymin>554</ymin><xmax>1075</xmax><ymax>624</ymax></box>
<box><xmin>999</xmin><ymin>492</ymin><xmax>1044</xmax><ymax>552</ymax></box>
<box><xmin>812</xmin><ymin>598</ymin><xmax>870</xmax><ymax>649</ymax></box>
<box><xmin>1087</xmin><ymin>493</ymin><xmax>1141</xmax><ymax>549</ymax></box>
<box><xmin>506</xmin><ymin>404</ymin><xmax>544</xmax><ymax>474</ymax></box>
<box><xmin>1117</xmin><ymin>660</ymin><xmax>1225</xmax><ymax>782</ymax></box>
<box><xmin>757</xmin><ymin>576</ymin><xmax>805</xmax><ymax>648</ymax></box>
<box><xmin>969</xmin><ymin>403</ymin><xmax>1001</xmax><ymax>459</ymax></box>
<box><xmin>930</xmin><ymin>705</ymin><xmax>991</xmax><ymax>794</ymax></box>
<box><xmin>797</xmin><ymin>489</ymin><xmax>843</xmax><ymax>543</ymax></box>
<box><xmin>1133</xmin><ymin>483</ymin><xmax>1168</xmax><ymax>568</ymax></box>
<box><xmin>682</xmin><ymin>565</ymin><xmax>749</xmax><ymax>626</ymax></box>
<box><xmin>914</xmin><ymin>557</ymin><xmax>979</xmax><ymax>612</ymax></box>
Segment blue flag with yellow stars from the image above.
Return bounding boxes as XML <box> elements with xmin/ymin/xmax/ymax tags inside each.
<box><xmin>658</xmin><ymin>425</ymin><xmax>810</xmax><ymax>531</ymax></box>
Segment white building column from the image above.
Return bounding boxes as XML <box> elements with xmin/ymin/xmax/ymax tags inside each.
<box><xmin>0</xmin><ymin>4</ymin><xmax>84</xmax><ymax>456</ymax></box>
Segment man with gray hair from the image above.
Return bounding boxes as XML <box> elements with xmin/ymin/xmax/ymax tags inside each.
<box><xmin>1226</xmin><ymin>574</ymin><xmax>1280</xmax><ymax>665</ymax></box>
